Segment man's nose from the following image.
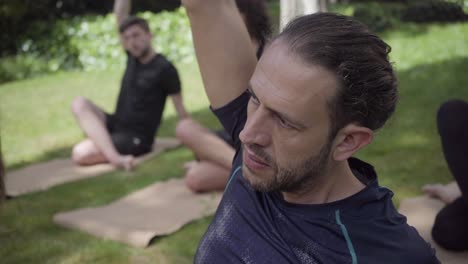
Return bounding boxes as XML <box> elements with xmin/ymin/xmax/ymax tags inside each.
<box><xmin>239</xmin><ymin>107</ymin><xmax>272</xmax><ymax>147</ymax></box>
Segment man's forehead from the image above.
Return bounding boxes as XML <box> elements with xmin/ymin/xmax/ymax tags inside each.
<box><xmin>253</xmin><ymin>41</ymin><xmax>337</xmax><ymax>102</ymax></box>
<box><xmin>122</xmin><ymin>25</ymin><xmax>148</xmax><ymax>35</ymax></box>
<box><xmin>250</xmin><ymin>41</ymin><xmax>337</xmax><ymax>126</ymax></box>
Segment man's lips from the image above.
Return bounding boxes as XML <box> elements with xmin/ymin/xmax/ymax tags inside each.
<box><xmin>244</xmin><ymin>147</ymin><xmax>270</xmax><ymax>171</ymax></box>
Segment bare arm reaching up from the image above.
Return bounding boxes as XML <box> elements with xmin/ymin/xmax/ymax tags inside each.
<box><xmin>114</xmin><ymin>0</ymin><xmax>131</xmax><ymax>29</ymax></box>
<box><xmin>182</xmin><ymin>0</ymin><xmax>257</xmax><ymax>109</ymax></box>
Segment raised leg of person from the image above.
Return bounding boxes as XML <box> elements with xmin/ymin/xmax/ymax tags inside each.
<box><xmin>431</xmin><ymin>100</ymin><xmax>468</xmax><ymax>251</ymax></box>
<box><xmin>176</xmin><ymin>118</ymin><xmax>235</xmax><ymax>169</ymax></box>
<box><xmin>71</xmin><ymin>96</ymin><xmax>133</xmax><ymax>170</ymax></box>
<box><xmin>436</xmin><ymin>100</ymin><xmax>468</xmax><ymax>203</ymax></box>
<box><xmin>184</xmin><ymin>161</ymin><xmax>231</xmax><ymax>192</ymax></box>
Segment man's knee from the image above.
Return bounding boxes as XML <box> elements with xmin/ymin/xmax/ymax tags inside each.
<box><xmin>437</xmin><ymin>100</ymin><xmax>468</xmax><ymax>136</ymax></box>
<box><xmin>185</xmin><ymin>170</ymin><xmax>205</xmax><ymax>192</ymax></box>
<box><xmin>71</xmin><ymin>96</ymin><xmax>90</xmax><ymax>117</ymax></box>
<box><xmin>71</xmin><ymin>143</ymin><xmax>92</xmax><ymax>165</ymax></box>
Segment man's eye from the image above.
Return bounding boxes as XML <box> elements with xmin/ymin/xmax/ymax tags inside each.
<box><xmin>277</xmin><ymin>115</ymin><xmax>294</xmax><ymax>129</ymax></box>
<box><xmin>251</xmin><ymin>96</ymin><xmax>260</xmax><ymax>105</ymax></box>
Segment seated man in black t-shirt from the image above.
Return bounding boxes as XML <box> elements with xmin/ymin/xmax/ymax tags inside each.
<box><xmin>183</xmin><ymin>0</ymin><xmax>439</xmax><ymax>263</ymax></box>
<box><xmin>71</xmin><ymin>0</ymin><xmax>187</xmax><ymax>170</ymax></box>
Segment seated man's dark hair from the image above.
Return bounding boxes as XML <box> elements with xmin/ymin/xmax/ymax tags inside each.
<box><xmin>278</xmin><ymin>13</ymin><xmax>398</xmax><ymax>137</ymax></box>
<box><xmin>119</xmin><ymin>16</ymin><xmax>151</xmax><ymax>33</ymax></box>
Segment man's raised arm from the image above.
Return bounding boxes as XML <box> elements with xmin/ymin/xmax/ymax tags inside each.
<box><xmin>182</xmin><ymin>0</ymin><xmax>257</xmax><ymax>109</ymax></box>
<box><xmin>114</xmin><ymin>0</ymin><xmax>131</xmax><ymax>29</ymax></box>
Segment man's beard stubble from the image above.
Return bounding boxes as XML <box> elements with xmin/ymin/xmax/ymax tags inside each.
<box><xmin>137</xmin><ymin>45</ymin><xmax>151</xmax><ymax>60</ymax></box>
<box><xmin>243</xmin><ymin>139</ymin><xmax>333</xmax><ymax>194</ymax></box>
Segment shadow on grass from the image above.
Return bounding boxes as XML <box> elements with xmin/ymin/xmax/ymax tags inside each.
<box><xmin>6</xmin><ymin>146</ymin><xmax>72</xmax><ymax>172</ymax></box>
<box><xmin>379</xmin><ymin>22</ymin><xmax>432</xmax><ymax>38</ymax></box>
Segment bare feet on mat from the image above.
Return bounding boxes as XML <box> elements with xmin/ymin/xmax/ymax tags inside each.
<box><xmin>183</xmin><ymin>160</ymin><xmax>198</xmax><ymax>170</ymax></box>
<box><xmin>422</xmin><ymin>181</ymin><xmax>461</xmax><ymax>204</ymax></box>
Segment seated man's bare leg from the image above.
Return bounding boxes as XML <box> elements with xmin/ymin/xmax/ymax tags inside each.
<box><xmin>185</xmin><ymin>161</ymin><xmax>231</xmax><ymax>192</ymax></box>
<box><xmin>422</xmin><ymin>181</ymin><xmax>462</xmax><ymax>204</ymax></box>
<box><xmin>71</xmin><ymin>96</ymin><xmax>134</xmax><ymax>170</ymax></box>
<box><xmin>176</xmin><ymin>118</ymin><xmax>235</xmax><ymax>169</ymax></box>
<box><xmin>72</xmin><ymin>139</ymin><xmax>108</xmax><ymax>165</ymax></box>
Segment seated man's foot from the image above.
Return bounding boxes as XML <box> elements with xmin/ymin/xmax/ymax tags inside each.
<box><xmin>422</xmin><ymin>181</ymin><xmax>461</xmax><ymax>204</ymax></box>
<box><xmin>110</xmin><ymin>155</ymin><xmax>135</xmax><ymax>171</ymax></box>
<box><xmin>183</xmin><ymin>160</ymin><xmax>198</xmax><ymax>170</ymax></box>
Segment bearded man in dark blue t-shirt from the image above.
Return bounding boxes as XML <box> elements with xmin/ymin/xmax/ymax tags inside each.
<box><xmin>71</xmin><ymin>0</ymin><xmax>188</xmax><ymax>170</ymax></box>
<box><xmin>182</xmin><ymin>0</ymin><xmax>440</xmax><ymax>263</ymax></box>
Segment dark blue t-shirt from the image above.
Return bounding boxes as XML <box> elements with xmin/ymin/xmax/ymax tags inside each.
<box><xmin>195</xmin><ymin>92</ymin><xmax>439</xmax><ymax>264</ymax></box>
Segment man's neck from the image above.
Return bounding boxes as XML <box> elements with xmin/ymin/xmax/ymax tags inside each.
<box><xmin>138</xmin><ymin>48</ymin><xmax>156</xmax><ymax>64</ymax></box>
<box><xmin>282</xmin><ymin>160</ymin><xmax>366</xmax><ymax>205</ymax></box>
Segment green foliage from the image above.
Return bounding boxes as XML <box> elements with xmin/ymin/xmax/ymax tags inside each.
<box><xmin>332</xmin><ymin>1</ymin><xmax>467</xmax><ymax>33</ymax></box>
<box><xmin>352</xmin><ymin>4</ymin><xmax>397</xmax><ymax>32</ymax></box>
<box><xmin>403</xmin><ymin>0</ymin><xmax>468</xmax><ymax>23</ymax></box>
<box><xmin>141</xmin><ymin>10</ymin><xmax>194</xmax><ymax>65</ymax></box>
<box><xmin>0</xmin><ymin>8</ymin><xmax>193</xmax><ymax>83</ymax></box>
<box><xmin>0</xmin><ymin>55</ymin><xmax>51</xmax><ymax>83</ymax></box>
<box><xmin>0</xmin><ymin>0</ymin><xmax>181</xmax><ymax>55</ymax></box>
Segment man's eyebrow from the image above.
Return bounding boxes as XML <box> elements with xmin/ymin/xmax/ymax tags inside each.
<box><xmin>247</xmin><ymin>83</ymin><xmax>307</xmax><ymax>130</ymax></box>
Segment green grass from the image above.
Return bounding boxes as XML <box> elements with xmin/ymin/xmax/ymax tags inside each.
<box><xmin>1</xmin><ymin>18</ymin><xmax>468</xmax><ymax>264</ymax></box>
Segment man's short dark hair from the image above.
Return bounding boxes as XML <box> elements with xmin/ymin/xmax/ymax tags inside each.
<box><xmin>277</xmin><ymin>13</ymin><xmax>398</xmax><ymax>136</ymax></box>
<box><xmin>119</xmin><ymin>16</ymin><xmax>151</xmax><ymax>34</ymax></box>
<box><xmin>235</xmin><ymin>0</ymin><xmax>272</xmax><ymax>57</ymax></box>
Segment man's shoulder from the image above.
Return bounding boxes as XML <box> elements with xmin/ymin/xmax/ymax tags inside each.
<box><xmin>153</xmin><ymin>54</ymin><xmax>175</xmax><ymax>68</ymax></box>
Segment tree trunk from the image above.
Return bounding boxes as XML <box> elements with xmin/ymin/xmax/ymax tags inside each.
<box><xmin>0</xmin><ymin>145</ymin><xmax>4</xmax><ymax>203</ymax></box>
<box><xmin>280</xmin><ymin>0</ymin><xmax>328</xmax><ymax>30</ymax></box>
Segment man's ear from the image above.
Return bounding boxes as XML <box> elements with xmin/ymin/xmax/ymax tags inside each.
<box><xmin>332</xmin><ymin>124</ymin><xmax>373</xmax><ymax>161</ymax></box>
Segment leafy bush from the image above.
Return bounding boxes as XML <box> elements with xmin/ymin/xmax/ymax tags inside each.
<box><xmin>352</xmin><ymin>3</ymin><xmax>404</xmax><ymax>32</ymax></box>
<box><xmin>350</xmin><ymin>1</ymin><xmax>467</xmax><ymax>32</ymax></box>
<box><xmin>0</xmin><ymin>8</ymin><xmax>194</xmax><ymax>83</ymax></box>
<box><xmin>0</xmin><ymin>55</ymin><xmax>52</xmax><ymax>83</ymax></box>
<box><xmin>0</xmin><ymin>0</ymin><xmax>181</xmax><ymax>55</ymax></box>
<box><xmin>402</xmin><ymin>0</ymin><xmax>467</xmax><ymax>23</ymax></box>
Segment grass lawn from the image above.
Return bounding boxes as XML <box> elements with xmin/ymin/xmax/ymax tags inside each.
<box><xmin>1</xmin><ymin>15</ymin><xmax>468</xmax><ymax>264</ymax></box>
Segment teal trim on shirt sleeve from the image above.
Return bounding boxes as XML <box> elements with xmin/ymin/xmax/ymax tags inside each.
<box><xmin>335</xmin><ymin>209</ymin><xmax>358</xmax><ymax>264</ymax></box>
<box><xmin>225</xmin><ymin>166</ymin><xmax>242</xmax><ymax>190</ymax></box>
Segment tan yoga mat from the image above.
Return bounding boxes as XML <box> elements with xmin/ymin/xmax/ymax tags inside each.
<box><xmin>6</xmin><ymin>137</ymin><xmax>181</xmax><ymax>197</ymax></box>
<box><xmin>399</xmin><ymin>196</ymin><xmax>468</xmax><ymax>264</ymax></box>
<box><xmin>53</xmin><ymin>178</ymin><xmax>222</xmax><ymax>247</ymax></box>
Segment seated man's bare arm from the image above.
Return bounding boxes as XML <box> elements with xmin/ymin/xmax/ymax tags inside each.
<box><xmin>182</xmin><ymin>0</ymin><xmax>257</xmax><ymax>109</ymax></box>
<box><xmin>171</xmin><ymin>93</ymin><xmax>189</xmax><ymax>120</ymax></box>
<box><xmin>114</xmin><ymin>0</ymin><xmax>131</xmax><ymax>27</ymax></box>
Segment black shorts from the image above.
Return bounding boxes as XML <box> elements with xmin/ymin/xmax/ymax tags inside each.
<box><xmin>105</xmin><ymin>114</ymin><xmax>152</xmax><ymax>156</ymax></box>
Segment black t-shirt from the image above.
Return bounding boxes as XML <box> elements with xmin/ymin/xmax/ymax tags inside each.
<box><xmin>195</xmin><ymin>92</ymin><xmax>439</xmax><ymax>263</ymax></box>
<box><xmin>111</xmin><ymin>53</ymin><xmax>181</xmax><ymax>145</ymax></box>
